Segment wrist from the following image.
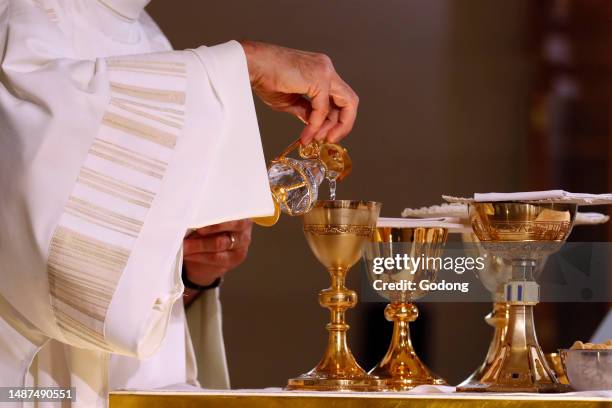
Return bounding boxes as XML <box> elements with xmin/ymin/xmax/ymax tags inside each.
<box><xmin>238</xmin><ymin>39</ymin><xmax>261</xmax><ymax>86</ymax></box>
<box><xmin>182</xmin><ymin>263</ymin><xmax>222</xmax><ymax>291</ymax></box>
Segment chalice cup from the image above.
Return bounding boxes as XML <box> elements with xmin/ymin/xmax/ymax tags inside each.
<box><xmin>364</xmin><ymin>222</ymin><xmax>449</xmax><ymax>390</ymax></box>
<box><xmin>458</xmin><ymin>202</ymin><xmax>576</xmax><ymax>393</ymax></box>
<box><xmin>286</xmin><ymin>200</ymin><xmax>384</xmax><ymax>391</ymax></box>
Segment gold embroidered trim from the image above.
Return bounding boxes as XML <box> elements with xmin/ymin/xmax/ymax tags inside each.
<box><xmin>111</xmin><ymin>97</ymin><xmax>185</xmax><ymax>118</ymax></box>
<box><xmin>49</xmin><ymin>54</ymin><xmax>187</xmax><ymax>345</ymax></box>
<box><xmin>103</xmin><ymin>112</ymin><xmax>177</xmax><ymax>149</ymax></box>
<box><xmin>107</xmin><ymin>60</ymin><xmax>186</xmax><ymax>74</ymax></box>
<box><xmin>78</xmin><ymin>167</ymin><xmax>154</xmax><ymax>208</ymax></box>
<box><xmin>110</xmin><ymin>82</ymin><xmax>186</xmax><ymax>105</ymax></box>
<box><xmin>110</xmin><ymin>99</ymin><xmax>183</xmax><ymax>129</ymax></box>
<box><xmin>92</xmin><ymin>140</ymin><xmax>167</xmax><ymax>172</ymax></box>
<box><xmin>54</xmin><ymin>308</ymin><xmax>113</xmax><ymax>351</ymax></box>
<box><xmin>49</xmin><ymin>227</ymin><xmax>128</xmax><ymax>344</ymax></box>
<box><xmin>303</xmin><ymin>224</ymin><xmax>375</xmax><ymax>236</ymax></box>
<box><xmin>88</xmin><ymin>147</ymin><xmax>164</xmax><ymax>179</ymax></box>
<box><xmin>107</xmin><ymin>67</ymin><xmax>187</xmax><ymax>79</ymax></box>
<box><xmin>65</xmin><ymin>196</ymin><xmax>143</xmax><ymax>237</ymax></box>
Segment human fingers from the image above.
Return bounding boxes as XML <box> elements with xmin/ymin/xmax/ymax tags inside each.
<box><xmin>300</xmin><ymin>85</ymin><xmax>330</xmax><ymax>144</ymax></box>
<box><xmin>184</xmin><ymin>229</ymin><xmax>251</xmax><ymax>255</ymax></box>
<box><xmin>184</xmin><ymin>247</ymin><xmax>249</xmax><ymax>269</ymax></box>
<box><xmin>281</xmin><ymin>97</ymin><xmax>311</xmax><ymax>124</ymax></box>
<box><xmin>326</xmin><ymin>77</ymin><xmax>359</xmax><ymax>143</ymax></box>
<box><xmin>313</xmin><ymin>107</ymin><xmax>340</xmax><ymax>142</ymax></box>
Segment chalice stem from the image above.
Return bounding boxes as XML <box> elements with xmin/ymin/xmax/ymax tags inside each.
<box><xmin>458</xmin><ymin>302</ymin><xmax>510</xmax><ymax>388</ymax></box>
<box><xmin>484</xmin><ymin>303</ymin><xmax>510</xmax><ymax>364</ymax></box>
<box><xmin>385</xmin><ymin>302</ymin><xmax>417</xmax><ymax>357</ymax></box>
<box><xmin>394</xmin><ymin>319</ymin><xmax>411</xmax><ymax>349</ymax></box>
<box><xmin>369</xmin><ymin>302</ymin><xmax>446</xmax><ymax>389</ymax></box>
<box><xmin>329</xmin><ymin>266</ymin><xmax>349</xmax><ymax>327</ymax></box>
<box><xmin>315</xmin><ymin>266</ymin><xmax>365</xmax><ymax>378</ymax></box>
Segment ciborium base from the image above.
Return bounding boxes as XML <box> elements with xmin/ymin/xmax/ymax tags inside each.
<box><xmin>457</xmin><ymin>304</ymin><xmax>570</xmax><ymax>393</ymax></box>
<box><xmin>457</xmin><ymin>381</ymin><xmax>570</xmax><ymax>393</ymax></box>
<box><xmin>368</xmin><ymin>303</ymin><xmax>447</xmax><ymax>391</ymax></box>
<box><xmin>458</xmin><ymin>302</ymin><xmax>510</xmax><ymax>388</ymax></box>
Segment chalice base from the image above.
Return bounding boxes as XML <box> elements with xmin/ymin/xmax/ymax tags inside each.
<box><xmin>286</xmin><ymin>373</ymin><xmax>385</xmax><ymax>392</ymax></box>
<box><xmin>369</xmin><ymin>303</ymin><xmax>447</xmax><ymax>391</ymax></box>
<box><xmin>369</xmin><ymin>363</ymin><xmax>447</xmax><ymax>391</ymax></box>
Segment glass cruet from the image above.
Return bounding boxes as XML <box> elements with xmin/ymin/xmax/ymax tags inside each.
<box><xmin>253</xmin><ymin>139</ymin><xmax>352</xmax><ymax>226</ymax></box>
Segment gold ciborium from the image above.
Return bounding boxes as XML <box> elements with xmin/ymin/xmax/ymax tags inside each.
<box><xmin>363</xmin><ymin>219</ymin><xmax>449</xmax><ymax>390</ymax></box>
<box><xmin>458</xmin><ymin>202</ymin><xmax>576</xmax><ymax>393</ymax></box>
<box><xmin>286</xmin><ymin>200</ymin><xmax>383</xmax><ymax>391</ymax></box>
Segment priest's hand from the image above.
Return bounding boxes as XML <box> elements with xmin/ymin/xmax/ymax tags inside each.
<box><xmin>182</xmin><ymin>220</ymin><xmax>253</xmax><ymax>304</ymax></box>
<box><xmin>240</xmin><ymin>40</ymin><xmax>359</xmax><ymax>145</ymax></box>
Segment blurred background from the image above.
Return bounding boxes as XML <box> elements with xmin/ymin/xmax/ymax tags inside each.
<box><xmin>147</xmin><ymin>0</ymin><xmax>611</xmax><ymax>387</ymax></box>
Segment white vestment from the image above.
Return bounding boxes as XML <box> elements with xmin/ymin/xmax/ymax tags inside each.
<box><xmin>0</xmin><ymin>0</ymin><xmax>274</xmax><ymax>406</ymax></box>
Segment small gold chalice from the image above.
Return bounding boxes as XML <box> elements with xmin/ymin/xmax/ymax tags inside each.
<box><xmin>363</xmin><ymin>218</ymin><xmax>452</xmax><ymax>390</ymax></box>
<box><xmin>286</xmin><ymin>200</ymin><xmax>383</xmax><ymax>391</ymax></box>
<box><xmin>458</xmin><ymin>202</ymin><xmax>576</xmax><ymax>393</ymax></box>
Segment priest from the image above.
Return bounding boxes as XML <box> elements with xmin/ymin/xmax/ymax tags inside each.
<box><xmin>0</xmin><ymin>0</ymin><xmax>359</xmax><ymax>406</ymax></box>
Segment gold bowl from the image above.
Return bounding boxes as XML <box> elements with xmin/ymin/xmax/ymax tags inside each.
<box><xmin>303</xmin><ymin>200</ymin><xmax>381</xmax><ymax>271</ymax></box>
<box><xmin>470</xmin><ymin>202</ymin><xmax>576</xmax><ymax>243</ymax></box>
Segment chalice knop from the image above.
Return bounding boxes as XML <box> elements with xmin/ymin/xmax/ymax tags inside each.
<box><xmin>364</xmin><ymin>219</ymin><xmax>450</xmax><ymax>390</ymax></box>
<box><xmin>457</xmin><ymin>202</ymin><xmax>576</xmax><ymax>393</ymax></box>
<box><xmin>286</xmin><ymin>200</ymin><xmax>383</xmax><ymax>391</ymax></box>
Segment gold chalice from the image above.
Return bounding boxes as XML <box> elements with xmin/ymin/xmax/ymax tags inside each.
<box><xmin>363</xmin><ymin>219</ymin><xmax>449</xmax><ymax>390</ymax></box>
<box><xmin>457</xmin><ymin>202</ymin><xmax>576</xmax><ymax>393</ymax></box>
<box><xmin>286</xmin><ymin>200</ymin><xmax>383</xmax><ymax>391</ymax></box>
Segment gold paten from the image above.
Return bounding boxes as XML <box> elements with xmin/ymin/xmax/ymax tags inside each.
<box><xmin>458</xmin><ymin>202</ymin><xmax>576</xmax><ymax>393</ymax></box>
<box><xmin>366</xmin><ymin>226</ymin><xmax>449</xmax><ymax>390</ymax></box>
<box><xmin>286</xmin><ymin>200</ymin><xmax>384</xmax><ymax>391</ymax></box>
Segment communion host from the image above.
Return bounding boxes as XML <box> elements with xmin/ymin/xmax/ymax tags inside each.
<box><xmin>0</xmin><ymin>0</ymin><xmax>359</xmax><ymax>406</ymax></box>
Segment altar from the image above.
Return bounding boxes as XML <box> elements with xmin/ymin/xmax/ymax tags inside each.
<box><xmin>109</xmin><ymin>388</ymin><xmax>612</xmax><ymax>408</ymax></box>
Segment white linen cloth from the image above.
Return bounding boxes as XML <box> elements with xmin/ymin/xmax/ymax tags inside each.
<box><xmin>402</xmin><ymin>204</ymin><xmax>609</xmax><ymax>226</ymax></box>
<box><xmin>443</xmin><ymin>190</ymin><xmax>612</xmax><ymax>205</ymax></box>
<box><xmin>0</xmin><ymin>0</ymin><xmax>274</xmax><ymax>407</ymax></box>
<box><xmin>377</xmin><ymin>217</ymin><xmax>464</xmax><ymax>231</ymax></box>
